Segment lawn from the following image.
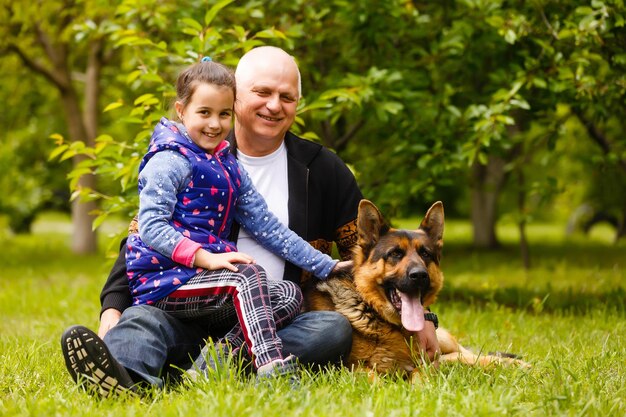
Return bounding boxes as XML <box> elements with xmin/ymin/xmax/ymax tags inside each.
<box><xmin>0</xmin><ymin>213</ymin><xmax>624</xmax><ymax>416</ymax></box>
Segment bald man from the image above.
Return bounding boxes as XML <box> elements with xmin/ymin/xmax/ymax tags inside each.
<box><xmin>61</xmin><ymin>47</ymin><xmax>367</xmax><ymax>395</ymax></box>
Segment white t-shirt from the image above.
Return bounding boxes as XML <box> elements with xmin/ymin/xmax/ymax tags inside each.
<box><xmin>236</xmin><ymin>142</ymin><xmax>289</xmax><ymax>280</ymax></box>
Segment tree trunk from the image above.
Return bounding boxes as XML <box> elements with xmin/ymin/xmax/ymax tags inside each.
<box><xmin>7</xmin><ymin>15</ymin><xmax>101</xmax><ymax>253</ymax></box>
<box><xmin>517</xmin><ymin>170</ymin><xmax>531</xmax><ymax>269</ymax></box>
<box><xmin>470</xmin><ymin>157</ymin><xmax>507</xmax><ymax>248</ymax></box>
<box><xmin>61</xmin><ymin>89</ymin><xmax>98</xmax><ymax>254</ymax></box>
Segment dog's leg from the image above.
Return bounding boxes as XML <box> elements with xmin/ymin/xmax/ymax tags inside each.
<box><xmin>436</xmin><ymin>328</ymin><xmax>480</xmax><ymax>364</ymax></box>
<box><xmin>436</xmin><ymin>328</ymin><xmax>531</xmax><ymax>368</ymax></box>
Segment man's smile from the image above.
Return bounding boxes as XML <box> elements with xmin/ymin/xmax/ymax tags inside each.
<box><xmin>258</xmin><ymin>114</ymin><xmax>282</xmax><ymax>122</ymax></box>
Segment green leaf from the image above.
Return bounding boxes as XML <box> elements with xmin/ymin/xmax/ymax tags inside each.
<box><xmin>504</xmin><ymin>29</ymin><xmax>517</xmax><ymax>44</ymax></box>
<box><xmin>446</xmin><ymin>105</ymin><xmax>462</xmax><ymax>118</ymax></box>
<box><xmin>532</xmin><ymin>77</ymin><xmax>547</xmax><ymax>89</ymax></box>
<box><xmin>249</xmin><ymin>8</ymin><xmax>264</xmax><ymax>19</ymax></box>
<box><xmin>180</xmin><ymin>17</ymin><xmax>203</xmax><ymax>33</ymax></box>
<box><xmin>591</xmin><ymin>1</ymin><xmax>605</xmax><ymax>9</ymax></box>
<box><xmin>49</xmin><ymin>133</ymin><xmax>65</xmax><ymax>145</ymax></box>
<box><xmin>60</xmin><ymin>149</ymin><xmax>77</xmax><ymax>161</ymax></box>
<box><xmin>103</xmin><ymin>101</ymin><xmax>124</xmax><ymax>112</ymax></box>
<box><xmin>254</xmin><ymin>28</ymin><xmax>287</xmax><ymax>39</ymax></box>
<box><xmin>126</xmin><ymin>70</ymin><xmax>142</xmax><ymax>84</ymax></box>
<box><xmin>134</xmin><ymin>94</ymin><xmax>155</xmax><ymax>106</ymax></box>
<box><xmin>92</xmin><ymin>212</ymin><xmax>109</xmax><ymax>231</ymax></box>
<box><xmin>382</xmin><ymin>101</ymin><xmax>404</xmax><ymax>114</ymax></box>
<box><xmin>115</xmin><ymin>36</ymin><xmax>153</xmax><ymax>47</ymax></box>
<box><xmin>495</xmin><ymin>115</ymin><xmax>515</xmax><ymax>125</ymax></box>
<box><xmin>510</xmin><ymin>98</ymin><xmax>530</xmax><ymax>110</ymax></box>
<box><xmin>205</xmin><ymin>0</ymin><xmax>235</xmax><ymax>26</ymax></box>
<box><xmin>181</xmin><ymin>28</ymin><xmax>199</xmax><ymax>37</ymax></box>
<box><xmin>141</xmin><ymin>73</ymin><xmax>164</xmax><ymax>84</ymax></box>
<box><xmin>612</xmin><ymin>54</ymin><xmax>626</xmax><ymax>65</ymax></box>
<box><xmin>120</xmin><ymin>116</ymin><xmax>145</xmax><ymax>124</ymax></box>
<box><xmin>49</xmin><ymin>144</ymin><xmax>69</xmax><ymax>161</ymax></box>
<box><xmin>575</xmin><ymin>6</ymin><xmax>595</xmax><ymax>15</ymax></box>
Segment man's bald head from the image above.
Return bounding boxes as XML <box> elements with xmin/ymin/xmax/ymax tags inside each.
<box><xmin>235</xmin><ymin>46</ymin><xmax>302</xmax><ymax>98</ymax></box>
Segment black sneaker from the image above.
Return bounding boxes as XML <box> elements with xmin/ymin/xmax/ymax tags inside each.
<box><xmin>60</xmin><ymin>325</ymin><xmax>137</xmax><ymax>397</ymax></box>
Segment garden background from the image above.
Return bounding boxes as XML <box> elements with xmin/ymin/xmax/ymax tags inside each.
<box><xmin>1</xmin><ymin>1</ymin><xmax>624</xmax><ymax>416</ymax></box>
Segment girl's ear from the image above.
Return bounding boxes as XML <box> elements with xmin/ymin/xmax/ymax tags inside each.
<box><xmin>174</xmin><ymin>101</ymin><xmax>184</xmax><ymax>120</ymax></box>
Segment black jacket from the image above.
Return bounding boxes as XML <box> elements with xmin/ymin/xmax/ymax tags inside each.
<box><xmin>100</xmin><ymin>131</ymin><xmax>363</xmax><ymax>315</ymax></box>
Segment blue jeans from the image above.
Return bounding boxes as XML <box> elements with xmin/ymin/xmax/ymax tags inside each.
<box><xmin>103</xmin><ymin>305</ymin><xmax>352</xmax><ymax>387</ymax></box>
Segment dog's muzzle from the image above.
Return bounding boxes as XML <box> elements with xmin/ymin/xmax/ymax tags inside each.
<box><xmin>408</xmin><ymin>266</ymin><xmax>430</xmax><ymax>292</ymax></box>
<box><xmin>395</xmin><ymin>265</ymin><xmax>430</xmax><ymax>296</ymax></box>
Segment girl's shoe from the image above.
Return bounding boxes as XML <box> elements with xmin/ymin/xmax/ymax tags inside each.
<box><xmin>256</xmin><ymin>354</ymin><xmax>300</xmax><ymax>388</ymax></box>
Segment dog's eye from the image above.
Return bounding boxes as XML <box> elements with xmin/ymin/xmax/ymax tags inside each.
<box><xmin>419</xmin><ymin>247</ymin><xmax>432</xmax><ymax>261</ymax></box>
<box><xmin>387</xmin><ymin>248</ymin><xmax>405</xmax><ymax>260</ymax></box>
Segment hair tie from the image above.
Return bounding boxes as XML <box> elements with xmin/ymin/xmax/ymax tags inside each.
<box><xmin>201</xmin><ymin>56</ymin><xmax>212</xmax><ymax>62</ymax></box>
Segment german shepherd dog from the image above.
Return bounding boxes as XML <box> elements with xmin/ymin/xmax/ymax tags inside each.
<box><xmin>305</xmin><ymin>200</ymin><xmax>529</xmax><ymax>378</ymax></box>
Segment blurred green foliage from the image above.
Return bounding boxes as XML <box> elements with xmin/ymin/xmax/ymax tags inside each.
<box><xmin>1</xmin><ymin>0</ymin><xmax>624</xmax><ymax>242</ymax></box>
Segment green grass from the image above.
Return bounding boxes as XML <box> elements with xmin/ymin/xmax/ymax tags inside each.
<box><xmin>1</xmin><ymin>213</ymin><xmax>625</xmax><ymax>416</ymax></box>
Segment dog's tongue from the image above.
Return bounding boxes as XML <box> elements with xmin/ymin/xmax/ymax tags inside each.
<box><xmin>400</xmin><ymin>292</ymin><xmax>425</xmax><ymax>332</ymax></box>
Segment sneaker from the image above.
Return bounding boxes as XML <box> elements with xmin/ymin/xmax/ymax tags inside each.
<box><xmin>60</xmin><ymin>325</ymin><xmax>137</xmax><ymax>397</ymax></box>
<box><xmin>256</xmin><ymin>355</ymin><xmax>300</xmax><ymax>388</ymax></box>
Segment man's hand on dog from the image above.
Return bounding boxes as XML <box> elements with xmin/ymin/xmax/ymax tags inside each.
<box><xmin>417</xmin><ymin>320</ymin><xmax>440</xmax><ymax>367</ymax></box>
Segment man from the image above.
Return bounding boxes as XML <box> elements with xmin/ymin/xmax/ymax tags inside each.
<box><xmin>62</xmin><ymin>46</ymin><xmax>439</xmax><ymax>395</ymax></box>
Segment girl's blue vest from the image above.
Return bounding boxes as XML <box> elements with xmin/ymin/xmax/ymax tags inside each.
<box><xmin>126</xmin><ymin>118</ymin><xmax>242</xmax><ymax>305</ymax></box>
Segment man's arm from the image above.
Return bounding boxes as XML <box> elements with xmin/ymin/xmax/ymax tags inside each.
<box><xmin>328</xmin><ymin>151</ymin><xmax>363</xmax><ymax>260</ymax></box>
<box><xmin>417</xmin><ymin>319</ymin><xmax>440</xmax><ymax>366</ymax></box>
<box><xmin>98</xmin><ymin>237</ymin><xmax>133</xmax><ymax>337</ymax></box>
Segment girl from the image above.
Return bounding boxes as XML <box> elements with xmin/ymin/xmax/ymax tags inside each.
<box><xmin>125</xmin><ymin>59</ymin><xmax>339</xmax><ymax>379</ymax></box>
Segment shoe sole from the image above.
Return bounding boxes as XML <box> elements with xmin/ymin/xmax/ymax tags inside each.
<box><xmin>61</xmin><ymin>325</ymin><xmax>135</xmax><ymax>397</ymax></box>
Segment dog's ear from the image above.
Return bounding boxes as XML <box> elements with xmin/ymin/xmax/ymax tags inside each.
<box><xmin>419</xmin><ymin>201</ymin><xmax>444</xmax><ymax>251</ymax></box>
<box><xmin>357</xmin><ymin>200</ymin><xmax>389</xmax><ymax>255</ymax></box>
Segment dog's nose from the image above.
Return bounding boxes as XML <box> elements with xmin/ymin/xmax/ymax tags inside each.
<box><xmin>408</xmin><ymin>267</ymin><xmax>430</xmax><ymax>288</ymax></box>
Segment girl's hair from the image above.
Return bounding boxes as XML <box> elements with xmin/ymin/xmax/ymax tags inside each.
<box><xmin>175</xmin><ymin>60</ymin><xmax>236</xmax><ymax>116</ymax></box>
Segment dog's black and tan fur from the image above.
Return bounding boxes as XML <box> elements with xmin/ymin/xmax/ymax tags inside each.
<box><xmin>305</xmin><ymin>200</ymin><xmax>528</xmax><ymax>378</ymax></box>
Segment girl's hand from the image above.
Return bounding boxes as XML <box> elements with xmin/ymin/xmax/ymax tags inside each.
<box><xmin>193</xmin><ymin>249</ymin><xmax>255</xmax><ymax>272</ymax></box>
<box><xmin>330</xmin><ymin>260</ymin><xmax>353</xmax><ymax>276</ymax></box>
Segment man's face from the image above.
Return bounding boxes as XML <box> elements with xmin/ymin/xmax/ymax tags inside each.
<box><xmin>235</xmin><ymin>60</ymin><xmax>299</xmax><ymax>144</ymax></box>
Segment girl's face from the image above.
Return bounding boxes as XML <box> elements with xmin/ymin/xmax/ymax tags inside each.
<box><xmin>175</xmin><ymin>82</ymin><xmax>234</xmax><ymax>153</ymax></box>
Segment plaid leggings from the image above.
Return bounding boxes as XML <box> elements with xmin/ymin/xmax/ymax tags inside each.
<box><xmin>154</xmin><ymin>263</ymin><xmax>302</xmax><ymax>368</ymax></box>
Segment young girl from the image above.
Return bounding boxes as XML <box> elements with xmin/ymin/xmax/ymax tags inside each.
<box><xmin>125</xmin><ymin>59</ymin><xmax>338</xmax><ymax>379</ymax></box>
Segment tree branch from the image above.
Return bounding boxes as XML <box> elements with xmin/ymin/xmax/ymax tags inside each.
<box><xmin>321</xmin><ymin>120</ymin><xmax>333</xmax><ymax>148</ymax></box>
<box><xmin>573</xmin><ymin>108</ymin><xmax>626</xmax><ymax>173</ymax></box>
<box><xmin>538</xmin><ymin>7</ymin><xmax>559</xmax><ymax>41</ymax></box>
<box><xmin>334</xmin><ymin>119</ymin><xmax>365</xmax><ymax>151</ymax></box>
<box><xmin>84</xmin><ymin>36</ymin><xmax>104</xmax><ymax>141</ymax></box>
<box><xmin>34</xmin><ymin>23</ymin><xmax>62</xmax><ymax>66</ymax></box>
<box><xmin>7</xmin><ymin>43</ymin><xmax>67</xmax><ymax>90</ymax></box>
